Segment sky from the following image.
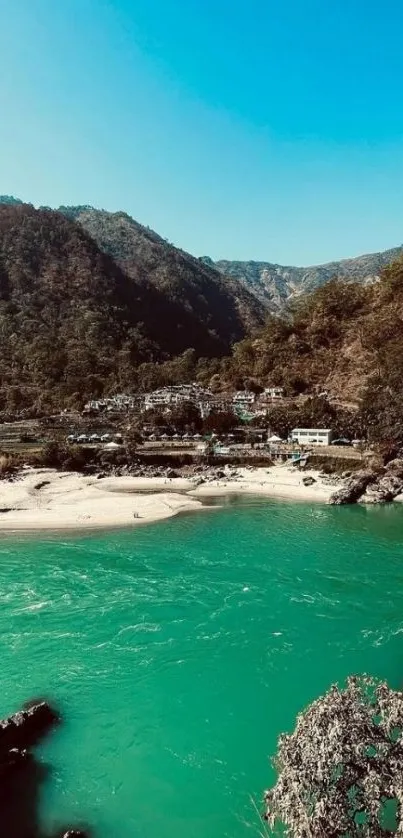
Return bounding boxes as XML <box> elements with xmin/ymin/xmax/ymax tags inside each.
<box><xmin>1</xmin><ymin>0</ymin><xmax>403</xmax><ymax>264</ymax></box>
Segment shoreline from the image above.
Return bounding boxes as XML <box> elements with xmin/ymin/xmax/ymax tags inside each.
<box><xmin>0</xmin><ymin>465</ymin><xmax>343</xmax><ymax>533</ymax></box>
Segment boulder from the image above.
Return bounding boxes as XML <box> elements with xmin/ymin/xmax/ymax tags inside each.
<box><xmin>302</xmin><ymin>476</ymin><xmax>316</xmax><ymax>487</ymax></box>
<box><xmin>328</xmin><ymin>470</ymin><xmax>375</xmax><ymax>505</ymax></box>
<box><xmin>360</xmin><ymin>489</ymin><xmax>388</xmax><ymax>504</ymax></box>
<box><xmin>0</xmin><ymin>701</ymin><xmax>58</xmax><ymax>752</ymax></box>
<box><xmin>361</xmin><ymin>473</ymin><xmax>403</xmax><ymax>504</ymax></box>
<box><xmin>385</xmin><ymin>457</ymin><xmax>403</xmax><ymax>478</ymax></box>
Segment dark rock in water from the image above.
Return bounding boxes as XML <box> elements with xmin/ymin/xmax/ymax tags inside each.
<box><xmin>0</xmin><ymin>700</ymin><xmax>87</xmax><ymax>838</ymax></box>
<box><xmin>329</xmin><ymin>470</ymin><xmax>375</xmax><ymax>505</ymax></box>
<box><xmin>0</xmin><ymin>746</ymin><xmax>31</xmax><ymax>778</ymax></box>
<box><xmin>0</xmin><ymin>701</ymin><xmax>59</xmax><ymax>752</ymax></box>
<box><xmin>302</xmin><ymin>476</ymin><xmax>316</xmax><ymax>486</ymax></box>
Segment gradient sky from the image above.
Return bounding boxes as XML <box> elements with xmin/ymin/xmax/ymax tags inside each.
<box><xmin>1</xmin><ymin>0</ymin><xmax>403</xmax><ymax>264</ymax></box>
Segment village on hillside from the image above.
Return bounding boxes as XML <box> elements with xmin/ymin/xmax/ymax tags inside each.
<box><xmin>0</xmin><ymin>383</ymin><xmax>366</xmax><ymax>470</ymax></box>
<box><xmin>84</xmin><ymin>384</ymin><xmax>285</xmax><ymax>420</ymax></box>
<box><xmin>59</xmin><ymin>384</ymin><xmax>361</xmax><ymax>460</ymax></box>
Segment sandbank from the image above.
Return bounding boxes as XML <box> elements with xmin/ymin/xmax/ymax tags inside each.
<box><xmin>0</xmin><ymin>469</ymin><xmax>203</xmax><ymax>531</ymax></box>
<box><xmin>0</xmin><ymin>465</ymin><xmax>341</xmax><ymax>532</ymax></box>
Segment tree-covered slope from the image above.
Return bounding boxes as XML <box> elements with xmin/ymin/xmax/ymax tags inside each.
<box><xmin>0</xmin><ymin>203</ymin><xmax>266</xmax><ymax>410</ymax></box>
<box><xmin>215</xmin><ymin>258</ymin><xmax>403</xmax><ymax>417</ymax></box>
<box><xmin>0</xmin><ymin>204</ymin><xmax>164</xmax><ymax>409</ymax></box>
<box><xmin>60</xmin><ymin>205</ymin><xmax>265</xmax><ymax>340</ymax></box>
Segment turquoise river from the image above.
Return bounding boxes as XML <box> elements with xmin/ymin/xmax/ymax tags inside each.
<box><xmin>1</xmin><ymin>497</ymin><xmax>403</xmax><ymax>837</ymax></box>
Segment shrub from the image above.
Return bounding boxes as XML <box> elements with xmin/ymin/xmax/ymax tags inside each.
<box><xmin>265</xmin><ymin>675</ymin><xmax>403</xmax><ymax>837</ymax></box>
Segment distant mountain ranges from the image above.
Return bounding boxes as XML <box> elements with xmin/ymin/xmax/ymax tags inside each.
<box><xmin>3</xmin><ymin>195</ymin><xmax>401</xmax><ymax>314</ymax></box>
<box><xmin>204</xmin><ymin>248</ymin><xmax>403</xmax><ymax>312</ymax></box>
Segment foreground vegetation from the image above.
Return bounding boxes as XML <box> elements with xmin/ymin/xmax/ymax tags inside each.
<box><xmin>265</xmin><ymin>675</ymin><xmax>403</xmax><ymax>837</ymax></box>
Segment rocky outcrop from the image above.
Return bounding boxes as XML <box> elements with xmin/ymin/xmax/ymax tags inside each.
<box><xmin>361</xmin><ymin>472</ymin><xmax>403</xmax><ymax>504</ymax></box>
<box><xmin>329</xmin><ymin>459</ymin><xmax>403</xmax><ymax>505</ymax></box>
<box><xmin>0</xmin><ymin>701</ymin><xmax>58</xmax><ymax>752</ymax></box>
<box><xmin>328</xmin><ymin>470</ymin><xmax>375</xmax><ymax>505</ymax></box>
<box><xmin>0</xmin><ymin>700</ymin><xmax>88</xmax><ymax>838</ymax></box>
<box><xmin>213</xmin><ymin>245</ymin><xmax>403</xmax><ymax>312</ymax></box>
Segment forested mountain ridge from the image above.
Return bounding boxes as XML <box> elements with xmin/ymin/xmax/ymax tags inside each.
<box><xmin>3</xmin><ymin>195</ymin><xmax>402</xmax><ymax>316</ymax></box>
<box><xmin>58</xmin><ymin>205</ymin><xmax>264</xmax><ymax>336</ymax></box>
<box><xmin>0</xmin><ymin>203</ymin><xmax>262</xmax><ymax>411</ymax></box>
<box><xmin>66</xmin><ymin>203</ymin><xmax>403</xmax><ymax>315</ymax></box>
<box><xmin>212</xmin><ymin>259</ymin><xmax>403</xmax><ymax>439</ymax></box>
<box><xmin>211</xmin><ymin>246</ymin><xmax>403</xmax><ymax>311</ymax></box>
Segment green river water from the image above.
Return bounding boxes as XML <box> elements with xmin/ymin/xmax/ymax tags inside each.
<box><xmin>1</xmin><ymin>497</ymin><xmax>403</xmax><ymax>837</ymax></box>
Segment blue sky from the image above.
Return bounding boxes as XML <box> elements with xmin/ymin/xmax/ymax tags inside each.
<box><xmin>1</xmin><ymin>0</ymin><xmax>403</xmax><ymax>264</ymax></box>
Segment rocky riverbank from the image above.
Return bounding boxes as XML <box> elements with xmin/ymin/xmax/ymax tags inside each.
<box><xmin>329</xmin><ymin>458</ymin><xmax>403</xmax><ymax>504</ymax></box>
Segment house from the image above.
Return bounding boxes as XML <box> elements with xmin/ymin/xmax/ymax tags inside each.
<box><xmin>232</xmin><ymin>391</ymin><xmax>256</xmax><ymax>412</ymax></box>
<box><xmin>143</xmin><ymin>384</ymin><xmax>214</xmax><ymax>413</ymax></box>
<box><xmin>83</xmin><ymin>394</ymin><xmax>138</xmax><ymax>413</ymax></box>
<box><xmin>200</xmin><ymin>395</ymin><xmax>232</xmax><ymax>418</ymax></box>
<box><xmin>214</xmin><ymin>445</ymin><xmax>231</xmax><ymax>456</ymax></box>
<box><xmin>290</xmin><ymin>428</ymin><xmax>333</xmax><ymax>446</ymax></box>
<box><xmin>264</xmin><ymin>387</ymin><xmax>284</xmax><ymax>400</ymax></box>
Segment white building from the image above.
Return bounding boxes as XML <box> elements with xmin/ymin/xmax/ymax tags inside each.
<box><xmin>143</xmin><ymin>384</ymin><xmax>213</xmax><ymax>412</ymax></box>
<box><xmin>232</xmin><ymin>391</ymin><xmax>256</xmax><ymax>412</ymax></box>
<box><xmin>144</xmin><ymin>389</ymin><xmax>174</xmax><ymax>410</ymax></box>
<box><xmin>264</xmin><ymin>387</ymin><xmax>284</xmax><ymax>400</ymax></box>
<box><xmin>84</xmin><ymin>394</ymin><xmax>138</xmax><ymax>412</ymax></box>
<box><xmin>291</xmin><ymin>428</ymin><xmax>333</xmax><ymax>446</ymax></box>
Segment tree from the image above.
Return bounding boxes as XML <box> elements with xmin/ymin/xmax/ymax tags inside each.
<box><xmin>169</xmin><ymin>402</ymin><xmax>202</xmax><ymax>433</ymax></box>
<box><xmin>203</xmin><ymin>410</ymin><xmax>237</xmax><ymax>435</ymax></box>
<box><xmin>124</xmin><ymin>426</ymin><xmax>143</xmax><ymax>460</ymax></box>
<box><xmin>264</xmin><ymin>675</ymin><xmax>403</xmax><ymax>838</ymax></box>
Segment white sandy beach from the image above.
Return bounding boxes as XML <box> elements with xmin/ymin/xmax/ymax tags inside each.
<box><xmin>189</xmin><ymin>465</ymin><xmax>339</xmax><ymax>502</ymax></box>
<box><xmin>0</xmin><ymin>465</ymin><xmax>341</xmax><ymax>531</ymax></box>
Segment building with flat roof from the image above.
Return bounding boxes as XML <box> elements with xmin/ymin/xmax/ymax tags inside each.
<box><xmin>291</xmin><ymin>428</ymin><xmax>332</xmax><ymax>446</ymax></box>
<box><xmin>263</xmin><ymin>387</ymin><xmax>284</xmax><ymax>399</ymax></box>
<box><xmin>232</xmin><ymin>391</ymin><xmax>256</xmax><ymax>412</ymax></box>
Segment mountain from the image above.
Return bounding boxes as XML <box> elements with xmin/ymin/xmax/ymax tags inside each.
<box><xmin>0</xmin><ymin>203</ymin><xmax>264</xmax><ymax>411</ymax></box>
<box><xmin>58</xmin><ymin>205</ymin><xmax>264</xmax><ymax>337</ymax></box>
<box><xmin>214</xmin><ymin>259</ymin><xmax>403</xmax><ymax>424</ymax></box>
<box><xmin>211</xmin><ymin>247</ymin><xmax>403</xmax><ymax>311</ymax></box>
<box><xmin>66</xmin><ymin>204</ymin><xmax>401</xmax><ymax>316</ymax></box>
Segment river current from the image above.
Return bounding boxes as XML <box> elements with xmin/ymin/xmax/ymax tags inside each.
<box><xmin>1</xmin><ymin>497</ymin><xmax>403</xmax><ymax>837</ymax></box>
